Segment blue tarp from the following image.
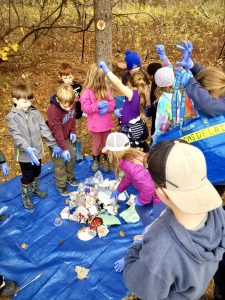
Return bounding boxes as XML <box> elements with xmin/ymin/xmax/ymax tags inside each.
<box><xmin>0</xmin><ymin>156</ymin><xmax>142</xmax><ymax>300</ymax></box>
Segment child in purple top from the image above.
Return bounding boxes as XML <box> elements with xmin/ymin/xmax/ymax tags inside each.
<box><xmin>102</xmin><ymin>132</ymin><xmax>166</xmax><ymax>273</ymax></box>
<box><xmin>99</xmin><ymin>61</ymin><xmax>149</xmax><ymax>152</ymax></box>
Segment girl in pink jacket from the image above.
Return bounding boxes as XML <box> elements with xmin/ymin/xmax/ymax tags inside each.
<box><xmin>80</xmin><ymin>64</ymin><xmax>115</xmax><ymax>173</ymax></box>
<box><xmin>102</xmin><ymin>132</ymin><xmax>166</xmax><ymax>272</ymax></box>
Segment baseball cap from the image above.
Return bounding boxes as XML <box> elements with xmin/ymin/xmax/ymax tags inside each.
<box><xmin>147</xmin><ymin>140</ymin><xmax>222</xmax><ymax>214</ymax></box>
<box><xmin>102</xmin><ymin>132</ymin><xmax>130</xmax><ymax>153</ymax></box>
<box><xmin>155</xmin><ymin>67</ymin><xmax>174</xmax><ymax>87</ymax></box>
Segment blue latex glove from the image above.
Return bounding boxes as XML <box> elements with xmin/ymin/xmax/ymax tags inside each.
<box><xmin>156</xmin><ymin>44</ymin><xmax>167</xmax><ymax>61</ymax></box>
<box><xmin>110</xmin><ymin>190</ymin><xmax>120</xmax><ymax>199</ymax></box>
<box><xmin>134</xmin><ymin>195</ymin><xmax>144</xmax><ymax>206</ymax></box>
<box><xmin>114</xmin><ymin>108</ymin><xmax>122</xmax><ymax>117</ymax></box>
<box><xmin>181</xmin><ymin>70</ymin><xmax>193</xmax><ymax>87</ymax></box>
<box><xmin>99</xmin><ymin>61</ymin><xmax>110</xmax><ymax>74</ymax></box>
<box><xmin>62</xmin><ymin>150</ymin><xmax>71</xmax><ymax>162</ymax></box>
<box><xmin>26</xmin><ymin>147</ymin><xmax>40</xmax><ymax>166</ymax></box>
<box><xmin>52</xmin><ymin>146</ymin><xmax>62</xmax><ymax>158</ymax></box>
<box><xmin>70</xmin><ymin>133</ymin><xmax>77</xmax><ymax>144</ymax></box>
<box><xmin>99</xmin><ymin>106</ymin><xmax>108</xmax><ymax>115</ymax></box>
<box><xmin>1</xmin><ymin>162</ymin><xmax>9</xmax><ymax>177</ymax></box>
<box><xmin>114</xmin><ymin>257</ymin><xmax>125</xmax><ymax>273</ymax></box>
<box><xmin>98</xmin><ymin>100</ymin><xmax>108</xmax><ymax>109</ymax></box>
<box><xmin>176</xmin><ymin>40</ymin><xmax>193</xmax><ymax>70</ymax></box>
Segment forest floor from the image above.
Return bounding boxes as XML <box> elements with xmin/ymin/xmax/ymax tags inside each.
<box><xmin>0</xmin><ymin>2</ymin><xmax>224</xmax><ymax>299</ymax></box>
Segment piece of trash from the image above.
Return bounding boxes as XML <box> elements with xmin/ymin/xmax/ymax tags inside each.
<box><xmin>133</xmin><ymin>235</ymin><xmax>142</xmax><ymax>241</ymax></box>
<box><xmin>14</xmin><ymin>273</ymin><xmax>44</xmax><ymax>296</ymax></box>
<box><xmin>54</xmin><ymin>217</ymin><xmax>63</xmax><ymax>226</ymax></box>
<box><xmin>58</xmin><ymin>240</ymin><xmax>63</xmax><ymax>246</ymax></box>
<box><xmin>77</xmin><ymin>227</ymin><xmax>95</xmax><ymax>241</ymax></box>
<box><xmin>97</xmin><ymin>225</ymin><xmax>109</xmax><ymax>238</ymax></box>
<box><xmin>21</xmin><ymin>243</ymin><xmax>28</xmax><ymax>249</ymax></box>
<box><xmin>75</xmin><ymin>266</ymin><xmax>90</xmax><ymax>280</ymax></box>
<box><xmin>120</xmin><ymin>230</ymin><xmax>125</xmax><ymax>237</ymax></box>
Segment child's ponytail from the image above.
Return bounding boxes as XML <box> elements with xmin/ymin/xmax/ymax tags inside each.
<box><xmin>129</xmin><ymin>71</ymin><xmax>147</xmax><ymax>118</ymax></box>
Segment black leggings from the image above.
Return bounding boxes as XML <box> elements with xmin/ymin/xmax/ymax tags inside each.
<box><xmin>19</xmin><ymin>160</ymin><xmax>41</xmax><ymax>184</ymax></box>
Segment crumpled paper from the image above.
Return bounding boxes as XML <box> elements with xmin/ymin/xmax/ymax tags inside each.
<box><xmin>119</xmin><ymin>205</ymin><xmax>140</xmax><ymax>223</ymax></box>
<box><xmin>75</xmin><ymin>266</ymin><xmax>90</xmax><ymax>280</ymax></box>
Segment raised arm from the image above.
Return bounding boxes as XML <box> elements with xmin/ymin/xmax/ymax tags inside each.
<box><xmin>99</xmin><ymin>61</ymin><xmax>133</xmax><ymax>100</ymax></box>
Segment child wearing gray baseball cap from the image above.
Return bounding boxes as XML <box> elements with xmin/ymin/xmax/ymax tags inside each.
<box><xmin>123</xmin><ymin>139</ymin><xmax>225</xmax><ymax>300</ymax></box>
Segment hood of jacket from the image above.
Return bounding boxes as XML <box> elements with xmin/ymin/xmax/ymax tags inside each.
<box><xmin>166</xmin><ymin>206</ymin><xmax>225</xmax><ymax>263</ymax></box>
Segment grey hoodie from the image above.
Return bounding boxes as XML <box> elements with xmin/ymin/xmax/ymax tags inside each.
<box><xmin>6</xmin><ymin>106</ymin><xmax>57</xmax><ymax>162</ymax></box>
<box><xmin>124</xmin><ymin>207</ymin><xmax>225</xmax><ymax>300</ymax></box>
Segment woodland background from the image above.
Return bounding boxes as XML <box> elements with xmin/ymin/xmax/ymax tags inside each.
<box><xmin>0</xmin><ymin>1</ymin><xmax>224</xmax><ymax>298</ymax></box>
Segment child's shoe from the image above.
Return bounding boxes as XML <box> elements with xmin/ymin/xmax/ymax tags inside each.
<box><xmin>0</xmin><ymin>280</ymin><xmax>18</xmax><ymax>297</ymax></box>
<box><xmin>21</xmin><ymin>183</ymin><xmax>34</xmax><ymax>210</ymax></box>
<box><xmin>66</xmin><ymin>178</ymin><xmax>78</xmax><ymax>186</ymax></box>
<box><xmin>102</xmin><ymin>154</ymin><xmax>110</xmax><ymax>173</ymax></box>
<box><xmin>31</xmin><ymin>177</ymin><xmax>47</xmax><ymax>198</ymax></box>
<box><xmin>91</xmin><ymin>156</ymin><xmax>100</xmax><ymax>172</ymax></box>
<box><xmin>57</xmin><ymin>186</ymin><xmax>70</xmax><ymax>196</ymax></box>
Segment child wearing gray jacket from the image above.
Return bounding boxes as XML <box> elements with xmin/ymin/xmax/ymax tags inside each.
<box><xmin>123</xmin><ymin>140</ymin><xmax>225</xmax><ymax>300</ymax></box>
<box><xmin>6</xmin><ymin>84</ymin><xmax>60</xmax><ymax>210</ymax></box>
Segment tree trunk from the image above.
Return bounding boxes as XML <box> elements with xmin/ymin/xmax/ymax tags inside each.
<box><xmin>93</xmin><ymin>0</ymin><xmax>112</xmax><ymax>68</ymax></box>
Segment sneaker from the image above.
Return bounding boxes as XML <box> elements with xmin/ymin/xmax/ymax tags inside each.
<box><xmin>0</xmin><ymin>280</ymin><xmax>18</xmax><ymax>297</ymax></box>
<box><xmin>57</xmin><ymin>186</ymin><xmax>70</xmax><ymax>196</ymax></box>
<box><xmin>66</xmin><ymin>178</ymin><xmax>78</xmax><ymax>186</ymax></box>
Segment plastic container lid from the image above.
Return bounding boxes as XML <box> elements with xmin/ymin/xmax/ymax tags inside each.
<box><xmin>54</xmin><ymin>217</ymin><xmax>63</xmax><ymax>226</ymax></box>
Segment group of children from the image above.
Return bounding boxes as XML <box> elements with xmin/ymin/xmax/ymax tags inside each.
<box><xmin>1</xmin><ymin>40</ymin><xmax>225</xmax><ymax>299</ymax></box>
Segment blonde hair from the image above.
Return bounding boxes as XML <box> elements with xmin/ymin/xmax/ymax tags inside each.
<box><xmin>155</xmin><ymin>86</ymin><xmax>174</xmax><ymax>100</ymax></box>
<box><xmin>129</xmin><ymin>71</ymin><xmax>146</xmax><ymax>117</ymax></box>
<box><xmin>82</xmin><ymin>63</ymin><xmax>109</xmax><ymax>100</ymax></box>
<box><xmin>12</xmin><ymin>84</ymin><xmax>33</xmax><ymax>100</ymax></box>
<box><xmin>195</xmin><ymin>67</ymin><xmax>225</xmax><ymax>98</ymax></box>
<box><xmin>56</xmin><ymin>83</ymin><xmax>75</xmax><ymax>105</ymax></box>
<box><xmin>108</xmin><ymin>147</ymin><xmax>146</xmax><ymax>177</ymax></box>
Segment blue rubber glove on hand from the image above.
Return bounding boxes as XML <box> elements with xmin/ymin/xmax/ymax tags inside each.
<box><xmin>176</xmin><ymin>40</ymin><xmax>193</xmax><ymax>70</ymax></box>
<box><xmin>52</xmin><ymin>146</ymin><xmax>62</xmax><ymax>158</ymax></box>
<box><xmin>98</xmin><ymin>100</ymin><xmax>108</xmax><ymax>109</ymax></box>
<box><xmin>26</xmin><ymin>147</ymin><xmax>40</xmax><ymax>166</ymax></box>
<box><xmin>99</xmin><ymin>106</ymin><xmax>108</xmax><ymax>115</ymax></box>
<box><xmin>1</xmin><ymin>162</ymin><xmax>9</xmax><ymax>177</ymax></box>
<box><xmin>114</xmin><ymin>257</ymin><xmax>125</xmax><ymax>273</ymax></box>
<box><xmin>70</xmin><ymin>133</ymin><xmax>77</xmax><ymax>144</ymax></box>
<box><xmin>134</xmin><ymin>195</ymin><xmax>144</xmax><ymax>206</ymax></box>
<box><xmin>99</xmin><ymin>61</ymin><xmax>110</xmax><ymax>74</ymax></box>
<box><xmin>114</xmin><ymin>108</ymin><xmax>122</xmax><ymax>117</ymax></box>
<box><xmin>156</xmin><ymin>44</ymin><xmax>167</xmax><ymax>61</ymax></box>
<box><xmin>110</xmin><ymin>190</ymin><xmax>120</xmax><ymax>199</ymax></box>
<box><xmin>62</xmin><ymin>150</ymin><xmax>71</xmax><ymax>162</ymax></box>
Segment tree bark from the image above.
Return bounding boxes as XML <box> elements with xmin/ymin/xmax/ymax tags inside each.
<box><xmin>94</xmin><ymin>0</ymin><xmax>112</xmax><ymax>68</ymax></box>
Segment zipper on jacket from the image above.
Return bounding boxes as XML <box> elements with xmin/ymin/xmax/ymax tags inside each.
<box><xmin>25</xmin><ymin>113</ymin><xmax>33</xmax><ymax>147</ymax></box>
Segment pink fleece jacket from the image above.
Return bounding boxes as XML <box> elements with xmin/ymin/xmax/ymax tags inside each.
<box><xmin>117</xmin><ymin>160</ymin><xmax>160</xmax><ymax>205</ymax></box>
<box><xmin>80</xmin><ymin>88</ymin><xmax>115</xmax><ymax>132</ymax></box>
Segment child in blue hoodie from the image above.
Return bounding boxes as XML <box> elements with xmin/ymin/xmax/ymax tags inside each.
<box><xmin>123</xmin><ymin>140</ymin><xmax>225</xmax><ymax>300</ymax></box>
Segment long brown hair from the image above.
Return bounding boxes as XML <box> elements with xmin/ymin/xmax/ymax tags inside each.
<box><xmin>195</xmin><ymin>67</ymin><xmax>225</xmax><ymax>98</ymax></box>
<box><xmin>155</xmin><ymin>86</ymin><xmax>174</xmax><ymax>100</ymax></box>
<box><xmin>129</xmin><ymin>71</ymin><xmax>146</xmax><ymax>117</ymax></box>
<box><xmin>107</xmin><ymin>147</ymin><xmax>146</xmax><ymax>177</ymax></box>
<box><xmin>82</xmin><ymin>63</ymin><xmax>109</xmax><ymax>100</ymax></box>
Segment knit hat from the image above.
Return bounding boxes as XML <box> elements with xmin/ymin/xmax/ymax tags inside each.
<box><xmin>102</xmin><ymin>132</ymin><xmax>130</xmax><ymax>153</ymax></box>
<box><xmin>155</xmin><ymin>67</ymin><xmax>174</xmax><ymax>87</ymax></box>
<box><xmin>147</xmin><ymin>140</ymin><xmax>222</xmax><ymax>214</ymax></box>
<box><xmin>124</xmin><ymin>50</ymin><xmax>141</xmax><ymax>71</ymax></box>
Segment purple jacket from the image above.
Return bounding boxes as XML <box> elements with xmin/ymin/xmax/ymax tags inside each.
<box><xmin>80</xmin><ymin>88</ymin><xmax>115</xmax><ymax>132</ymax></box>
<box><xmin>186</xmin><ymin>63</ymin><xmax>225</xmax><ymax>117</ymax></box>
<box><xmin>117</xmin><ymin>159</ymin><xmax>160</xmax><ymax>205</ymax></box>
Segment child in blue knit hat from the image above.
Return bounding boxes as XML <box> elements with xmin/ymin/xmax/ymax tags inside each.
<box><xmin>122</xmin><ymin>50</ymin><xmax>149</xmax><ymax>86</ymax></box>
